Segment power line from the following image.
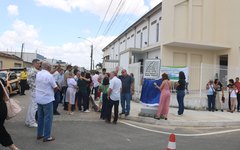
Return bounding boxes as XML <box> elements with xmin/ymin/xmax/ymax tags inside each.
<box><xmin>102</xmin><ymin>0</ymin><xmax>125</xmax><ymax>35</ymax></box>
<box><xmin>95</xmin><ymin>0</ymin><xmax>114</xmax><ymax>38</ymax></box>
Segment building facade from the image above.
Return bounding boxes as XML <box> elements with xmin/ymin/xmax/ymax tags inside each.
<box><xmin>0</xmin><ymin>52</ymin><xmax>23</xmax><ymax>69</ymax></box>
<box><xmin>1</xmin><ymin>51</ymin><xmax>46</xmax><ymax>63</ymax></box>
<box><xmin>103</xmin><ymin>0</ymin><xmax>240</xmax><ymax>91</ymax></box>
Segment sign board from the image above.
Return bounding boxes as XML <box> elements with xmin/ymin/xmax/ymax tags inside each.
<box><xmin>160</xmin><ymin>66</ymin><xmax>189</xmax><ymax>81</ymax></box>
<box><xmin>144</xmin><ymin>59</ymin><xmax>161</xmax><ymax>79</ymax></box>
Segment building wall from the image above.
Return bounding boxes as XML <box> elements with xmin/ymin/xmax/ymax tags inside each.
<box><xmin>0</xmin><ymin>56</ymin><xmax>23</xmax><ymax>69</ymax></box>
<box><xmin>161</xmin><ymin>0</ymin><xmax>240</xmax><ymax>79</ymax></box>
<box><xmin>149</xmin><ymin>11</ymin><xmax>161</xmax><ymax>45</ymax></box>
<box><xmin>126</xmin><ymin>30</ymin><xmax>135</xmax><ymax>49</ymax></box>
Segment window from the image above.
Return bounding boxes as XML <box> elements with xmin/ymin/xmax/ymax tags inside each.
<box><xmin>156</xmin><ymin>23</ymin><xmax>159</xmax><ymax>42</ymax></box>
<box><xmin>151</xmin><ymin>20</ymin><xmax>157</xmax><ymax>25</ymax></box>
<box><xmin>14</xmin><ymin>63</ymin><xmax>22</xmax><ymax>68</ymax></box>
<box><xmin>123</xmin><ymin>40</ymin><xmax>125</xmax><ymax>43</ymax></box>
<box><xmin>131</xmin><ymin>34</ymin><xmax>134</xmax><ymax>37</ymax></box>
<box><xmin>142</xmin><ymin>26</ymin><xmax>147</xmax><ymax>30</ymax></box>
<box><xmin>137</xmin><ymin>30</ymin><xmax>141</xmax><ymax>34</ymax></box>
<box><xmin>0</xmin><ymin>61</ymin><xmax>2</xmax><ymax>69</ymax></box>
<box><xmin>127</xmin><ymin>37</ymin><xmax>130</xmax><ymax>40</ymax></box>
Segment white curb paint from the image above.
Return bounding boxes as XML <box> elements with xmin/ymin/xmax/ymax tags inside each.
<box><xmin>120</xmin><ymin>121</ymin><xmax>240</xmax><ymax>137</ymax></box>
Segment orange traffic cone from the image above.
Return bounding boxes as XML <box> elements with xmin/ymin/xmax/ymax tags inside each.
<box><xmin>167</xmin><ymin>134</ymin><xmax>176</xmax><ymax>150</ymax></box>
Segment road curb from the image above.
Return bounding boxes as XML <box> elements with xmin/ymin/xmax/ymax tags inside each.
<box><xmin>120</xmin><ymin>115</ymin><xmax>240</xmax><ymax>127</ymax></box>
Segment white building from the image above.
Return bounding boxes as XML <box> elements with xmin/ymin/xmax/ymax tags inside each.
<box><xmin>103</xmin><ymin>0</ymin><xmax>240</xmax><ymax>92</ymax></box>
<box><xmin>103</xmin><ymin>4</ymin><xmax>161</xmax><ymax>74</ymax></box>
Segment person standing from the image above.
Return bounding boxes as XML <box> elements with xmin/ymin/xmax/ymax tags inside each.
<box><xmin>0</xmin><ymin>79</ymin><xmax>19</xmax><ymax>150</ymax></box>
<box><xmin>234</xmin><ymin>77</ymin><xmax>240</xmax><ymax>112</ymax></box>
<box><xmin>25</xmin><ymin>59</ymin><xmax>41</xmax><ymax>128</ymax></box>
<box><xmin>85</xmin><ymin>72</ymin><xmax>92</xmax><ymax>111</ymax></box>
<box><xmin>154</xmin><ymin>73</ymin><xmax>171</xmax><ymax>120</ymax></box>
<box><xmin>99</xmin><ymin>68</ymin><xmax>107</xmax><ymax>83</ymax></box>
<box><xmin>99</xmin><ymin>76</ymin><xmax>109</xmax><ymax>120</ymax></box>
<box><xmin>227</xmin><ymin>79</ymin><xmax>235</xmax><ymax>111</ymax></box>
<box><xmin>35</xmin><ymin>62</ymin><xmax>58</xmax><ymax>142</ymax></box>
<box><xmin>63</xmin><ymin>65</ymin><xmax>72</xmax><ymax>111</ymax></box>
<box><xmin>106</xmin><ymin>71</ymin><xmax>122</xmax><ymax>124</ymax></box>
<box><xmin>52</xmin><ymin>67</ymin><xmax>63</xmax><ymax>115</ymax></box>
<box><xmin>66</xmin><ymin>72</ymin><xmax>78</xmax><ymax>115</ymax></box>
<box><xmin>214</xmin><ymin>79</ymin><xmax>224</xmax><ymax>112</ymax></box>
<box><xmin>55</xmin><ymin>68</ymin><xmax>64</xmax><ymax>104</ymax></box>
<box><xmin>92</xmin><ymin>71</ymin><xmax>100</xmax><ymax>100</ymax></box>
<box><xmin>229</xmin><ymin>83</ymin><xmax>238</xmax><ymax>113</ymax></box>
<box><xmin>206</xmin><ymin>80</ymin><xmax>215</xmax><ymax>112</ymax></box>
<box><xmin>77</xmin><ymin>72</ymin><xmax>90</xmax><ymax>112</ymax></box>
<box><xmin>19</xmin><ymin>68</ymin><xmax>28</xmax><ymax>95</ymax></box>
<box><xmin>119</xmin><ymin>69</ymin><xmax>134</xmax><ymax>117</ymax></box>
<box><xmin>176</xmin><ymin>71</ymin><xmax>186</xmax><ymax>115</ymax></box>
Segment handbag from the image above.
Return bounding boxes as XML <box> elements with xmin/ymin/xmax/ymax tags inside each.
<box><xmin>0</xmin><ymin>80</ymin><xmax>22</xmax><ymax>120</ymax></box>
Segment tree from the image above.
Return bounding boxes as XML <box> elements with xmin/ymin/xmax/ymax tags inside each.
<box><xmin>96</xmin><ymin>62</ymin><xmax>102</xmax><ymax>69</ymax></box>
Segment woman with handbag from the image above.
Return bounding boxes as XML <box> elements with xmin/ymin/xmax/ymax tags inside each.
<box><xmin>0</xmin><ymin>78</ymin><xmax>19</xmax><ymax>150</ymax></box>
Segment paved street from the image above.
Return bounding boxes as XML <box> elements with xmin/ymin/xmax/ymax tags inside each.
<box><xmin>1</xmin><ymin>91</ymin><xmax>240</xmax><ymax>150</ymax></box>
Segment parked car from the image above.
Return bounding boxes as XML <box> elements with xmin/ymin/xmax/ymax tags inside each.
<box><xmin>0</xmin><ymin>71</ymin><xmax>20</xmax><ymax>94</ymax></box>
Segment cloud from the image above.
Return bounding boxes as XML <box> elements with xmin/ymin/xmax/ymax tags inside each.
<box><xmin>7</xmin><ymin>4</ymin><xmax>19</xmax><ymax>16</ymax></box>
<box><xmin>0</xmin><ymin>19</ymin><xmax>115</xmax><ymax>69</ymax></box>
<box><xmin>35</xmin><ymin>0</ymin><xmax>150</xmax><ymax>21</ymax></box>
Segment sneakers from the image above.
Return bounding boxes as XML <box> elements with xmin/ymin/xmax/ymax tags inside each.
<box><xmin>84</xmin><ymin>110</ymin><xmax>90</xmax><ymax>113</ymax></box>
<box><xmin>43</xmin><ymin>137</ymin><xmax>55</xmax><ymax>142</ymax></box>
<box><xmin>26</xmin><ymin>123</ymin><xmax>38</xmax><ymax>128</ymax></box>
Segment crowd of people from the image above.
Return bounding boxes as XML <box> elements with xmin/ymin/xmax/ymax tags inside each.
<box><xmin>3</xmin><ymin>59</ymin><xmax>240</xmax><ymax>149</ymax></box>
<box><xmin>0</xmin><ymin>59</ymin><xmax>135</xmax><ymax>149</ymax></box>
<box><xmin>206</xmin><ymin>77</ymin><xmax>240</xmax><ymax>113</ymax></box>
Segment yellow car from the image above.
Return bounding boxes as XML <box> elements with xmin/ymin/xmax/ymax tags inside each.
<box><xmin>0</xmin><ymin>71</ymin><xmax>20</xmax><ymax>95</ymax></box>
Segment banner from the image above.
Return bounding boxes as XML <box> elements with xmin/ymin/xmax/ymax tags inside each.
<box><xmin>140</xmin><ymin>78</ymin><xmax>162</xmax><ymax>106</ymax></box>
<box><xmin>160</xmin><ymin>66</ymin><xmax>189</xmax><ymax>81</ymax></box>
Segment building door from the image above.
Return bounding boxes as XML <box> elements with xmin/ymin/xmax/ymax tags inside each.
<box><xmin>219</xmin><ymin>55</ymin><xmax>228</xmax><ymax>85</ymax></box>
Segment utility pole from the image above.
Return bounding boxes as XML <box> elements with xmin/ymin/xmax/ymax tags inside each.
<box><xmin>21</xmin><ymin>43</ymin><xmax>24</xmax><ymax>59</ymax></box>
<box><xmin>90</xmin><ymin>44</ymin><xmax>93</xmax><ymax>72</ymax></box>
<box><xmin>77</xmin><ymin>37</ymin><xmax>94</xmax><ymax>72</ymax></box>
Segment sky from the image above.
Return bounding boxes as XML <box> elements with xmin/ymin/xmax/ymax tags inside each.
<box><xmin>0</xmin><ymin>0</ymin><xmax>161</xmax><ymax>69</ymax></box>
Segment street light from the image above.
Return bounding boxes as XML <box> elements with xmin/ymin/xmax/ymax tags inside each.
<box><xmin>77</xmin><ymin>37</ymin><xmax>93</xmax><ymax>72</ymax></box>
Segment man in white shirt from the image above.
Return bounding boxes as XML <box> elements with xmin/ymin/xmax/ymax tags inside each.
<box><xmin>92</xmin><ymin>71</ymin><xmax>100</xmax><ymax>100</ymax></box>
<box><xmin>35</xmin><ymin>62</ymin><xmax>58</xmax><ymax>142</ymax></box>
<box><xmin>106</xmin><ymin>71</ymin><xmax>122</xmax><ymax>124</ymax></box>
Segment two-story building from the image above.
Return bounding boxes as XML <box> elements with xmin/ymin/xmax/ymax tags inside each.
<box><xmin>103</xmin><ymin>0</ymin><xmax>240</xmax><ymax>93</ymax></box>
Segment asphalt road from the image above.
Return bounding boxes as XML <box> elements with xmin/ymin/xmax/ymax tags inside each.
<box><xmin>1</xmin><ymin>91</ymin><xmax>240</xmax><ymax>150</ymax></box>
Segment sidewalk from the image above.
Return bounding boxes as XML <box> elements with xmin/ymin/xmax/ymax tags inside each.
<box><xmin>121</xmin><ymin>101</ymin><xmax>240</xmax><ymax>127</ymax></box>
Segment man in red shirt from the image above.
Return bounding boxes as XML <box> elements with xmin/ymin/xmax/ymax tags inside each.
<box><xmin>234</xmin><ymin>77</ymin><xmax>240</xmax><ymax>112</ymax></box>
